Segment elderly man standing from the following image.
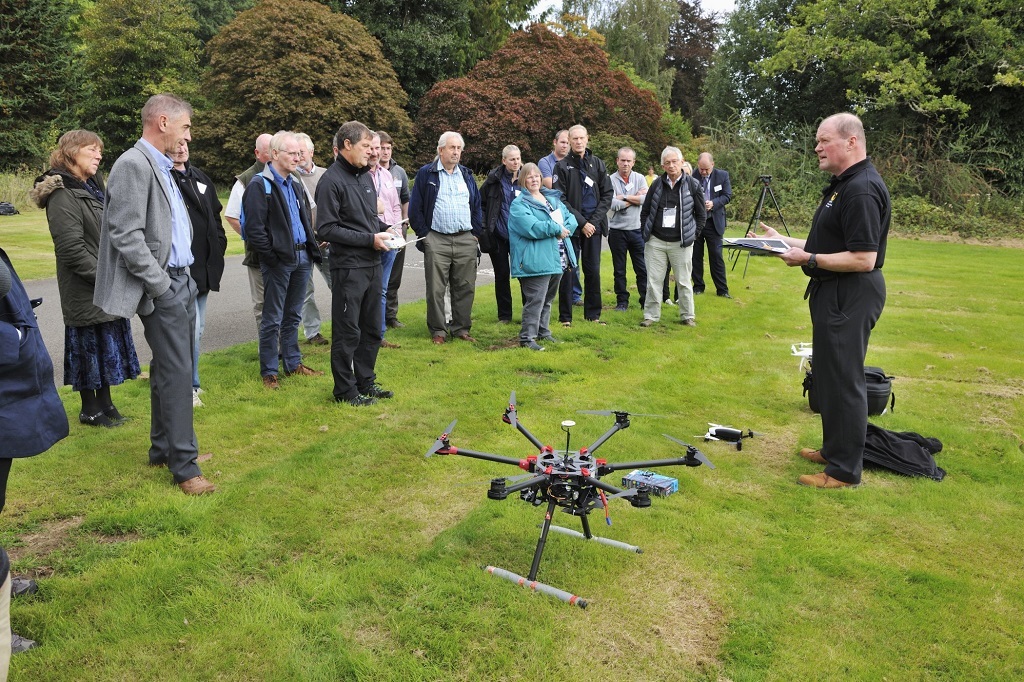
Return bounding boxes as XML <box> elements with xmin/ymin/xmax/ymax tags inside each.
<box><xmin>480</xmin><ymin>144</ymin><xmax>522</xmax><ymax>324</ymax></box>
<box><xmin>552</xmin><ymin>124</ymin><xmax>613</xmax><ymax>325</ymax></box>
<box><xmin>379</xmin><ymin>131</ymin><xmax>411</xmax><ymax>330</ymax></box>
<box><xmin>243</xmin><ymin>131</ymin><xmax>323</xmax><ymax>390</ymax></box>
<box><xmin>94</xmin><ymin>93</ymin><xmax>215</xmax><ymax>495</ymax></box>
<box><xmin>224</xmin><ymin>133</ymin><xmax>273</xmax><ymax>327</ymax></box>
<box><xmin>366</xmin><ymin>131</ymin><xmax>403</xmax><ymax>349</ymax></box>
<box><xmin>755</xmin><ymin>113</ymin><xmax>890</xmax><ymax>489</ymax></box>
<box><xmin>639</xmin><ymin>147</ymin><xmax>706</xmax><ymax>328</ymax></box>
<box><xmin>409</xmin><ymin>131</ymin><xmax>484</xmax><ymax>344</ymax></box>
<box><xmin>608</xmin><ymin>146</ymin><xmax>648</xmax><ymax>312</ymax></box>
<box><xmin>693</xmin><ymin>152</ymin><xmax>733</xmax><ymax>298</ymax></box>
<box><xmin>296</xmin><ymin>131</ymin><xmax>331</xmax><ymax>347</ymax></box>
<box><xmin>316</xmin><ymin>121</ymin><xmax>395</xmax><ymax>406</ymax></box>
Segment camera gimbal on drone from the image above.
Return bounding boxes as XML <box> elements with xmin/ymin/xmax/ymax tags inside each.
<box><xmin>425</xmin><ymin>392</ymin><xmax>715</xmax><ymax>608</ymax></box>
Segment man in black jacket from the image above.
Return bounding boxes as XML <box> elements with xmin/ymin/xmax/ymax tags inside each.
<box><xmin>480</xmin><ymin>144</ymin><xmax>522</xmax><ymax>323</ymax></box>
<box><xmin>639</xmin><ymin>147</ymin><xmax>707</xmax><ymax>327</ymax></box>
<box><xmin>242</xmin><ymin>130</ymin><xmax>323</xmax><ymax>390</ymax></box>
<box><xmin>552</xmin><ymin>125</ymin><xmax>613</xmax><ymax>325</ymax></box>
<box><xmin>315</xmin><ymin>121</ymin><xmax>395</xmax><ymax>406</ymax></box>
<box><xmin>171</xmin><ymin>142</ymin><xmax>226</xmax><ymax>406</ymax></box>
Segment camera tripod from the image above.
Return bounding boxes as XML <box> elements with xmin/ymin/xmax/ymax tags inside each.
<box><xmin>731</xmin><ymin>175</ymin><xmax>791</xmax><ymax>276</ymax></box>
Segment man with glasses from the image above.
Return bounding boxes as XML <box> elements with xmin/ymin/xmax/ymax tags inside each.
<box><xmin>242</xmin><ymin>130</ymin><xmax>324</xmax><ymax>390</ymax></box>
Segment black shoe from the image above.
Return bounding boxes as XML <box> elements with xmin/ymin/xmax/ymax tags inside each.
<box><xmin>11</xmin><ymin>632</ymin><xmax>38</xmax><ymax>654</ymax></box>
<box><xmin>538</xmin><ymin>335</ymin><xmax>561</xmax><ymax>344</ymax></box>
<box><xmin>717</xmin><ymin>292</ymin><xmax>732</xmax><ymax>298</ymax></box>
<box><xmin>360</xmin><ymin>383</ymin><xmax>393</xmax><ymax>399</ymax></box>
<box><xmin>79</xmin><ymin>411</ymin><xmax>117</xmax><ymax>427</ymax></box>
<box><xmin>613</xmin><ymin>305</ymin><xmax>628</xmax><ymax>312</ymax></box>
<box><xmin>693</xmin><ymin>290</ymin><xmax>705</xmax><ymax>295</ymax></box>
<box><xmin>386</xmin><ymin>319</ymin><xmax>405</xmax><ymax>329</ymax></box>
<box><xmin>338</xmin><ymin>394</ymin><xmax>377</xmax><ymax>407</ymax></box>
<box><xmin>102</xmin><ymin>405</ymin><xmax>127</xmax><ymax>424</ymax></box>
<box><xmin>11</xmin><ymin>576</ymin><xmax>38</xmax><ymax>597</ymax></box>
<box><xmin>520</xmin><ymin>341</ymin><xmax>545</xmax><ymax>351</ymax></box>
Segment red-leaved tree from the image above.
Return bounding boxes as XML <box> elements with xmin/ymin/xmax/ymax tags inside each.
<box><xmin>413</xmin><ymin>23</ymin><xmax>666</xmax><ymax>172</ymax></box>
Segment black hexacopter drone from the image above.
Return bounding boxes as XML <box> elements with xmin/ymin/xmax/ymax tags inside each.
<box><xmin>426</xmin><ymin>392</ymin><xmax>714</xmax><ymax>608</ymax></box>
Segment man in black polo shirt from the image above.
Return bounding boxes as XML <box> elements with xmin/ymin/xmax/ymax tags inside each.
<box><xmin>755</xmin><ymin>113</ymin><xmax>890</xmax><ymax>489</ymax></box>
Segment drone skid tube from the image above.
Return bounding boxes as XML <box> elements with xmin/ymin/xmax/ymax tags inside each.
<box><xmin>545</xmin><ymin>525</ymin><xmax>642</xmax><ymax>553</ymax></box>
<box><xmin>484</xmin><ymin>566</ymin><xmax>588</xmax><ymax>608</ymax></box>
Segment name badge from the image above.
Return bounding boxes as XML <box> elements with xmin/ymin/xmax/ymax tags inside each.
<box><xmin>714</xmin><ymin>184</ymin><xmax>722</xmax><ymax>192</ymax></box>
<box><xmin>662</xmin><ymin>207</ymin><xmax>677</xmax><ymax>228</ymax></box>
<box><xmin>197</xmin><ymin>182</ymin><xmax>208</xmax><ymax>195</ymax></box>
<box><xmin>584</xmin><ymin>176</ymin><xmax>595</xmax><ymax>188</ymax></box>
<box><xmin>551</xmin><ymin>208</ymin><xmax>564</xmax><ymax>226</ymax></box>
<box><xmin>394</xmin><ymin>180</ymin><xmax>402</xmax><ymax>188</ymax></box>
<box><xmin>514</xmin><ymin>189</ymin><xmax>521</xmax><ymax>197</ymax></box>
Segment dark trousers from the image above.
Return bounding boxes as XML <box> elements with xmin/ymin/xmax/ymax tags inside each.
<box><xmin>692</xmin><ymin>219</ymin><xmax>728</xmax><ymax>294</ymax></box>
<box><xmin>385</xmin><ymin>247</ymin><xmax>405</xmax><ymax>324</ymax></box>
<box><xmin>559</xmin><ymin>231</ymin><xmax>603</xmax><ymax>322</ymax></box>
<box><xmin>810</xmin><ymin>270</ymin><xmax>886</xmax><ymax>484</ymax></box>
<box><xmin>608</xmin><ymin>229</ymin><xmax>647</xmax><ymax>308</ymax></box>
<box><xmin>330</xmin><ymin>264</ymin><xmax>384</xmax><ymax>401</ymax></box>
<box><xmin>140</xmin><ymin>271</ymin><xmax>202</xmax><ymax>483</ymax></box>
<box><xmin>259</xmin><ymin>250</ymin><xmax>311</xmax><ymax>377</ymax></box>
<box><xmin>489</xmin><ymin>235</ymin><xmax>514</xmax><ymax>322</ymax></box>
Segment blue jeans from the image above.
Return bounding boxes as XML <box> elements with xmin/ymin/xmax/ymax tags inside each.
<box><xmin>191</xmin><ymin>290</ymin><xmax>208</xmax><ymax>389</ymax></box>
<box><xmin>259</xmin><ymin>250</ymin><xmax>311</xmax><ymax>376</ymax></box>
<box><xmin>380</xmin><ymin>249</ymin><xmax>397</xmax><ymax>337</ymax></box>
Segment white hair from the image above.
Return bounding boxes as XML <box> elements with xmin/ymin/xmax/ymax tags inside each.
<box><xmin>661</xmin><ymin>146</ymin><xmax>683</xmax><ymax>164</ymax></box>
<box><xmin>437</xmin><ymin>131</ymin><xmax>465</xmax><ymax>150</ymax></box>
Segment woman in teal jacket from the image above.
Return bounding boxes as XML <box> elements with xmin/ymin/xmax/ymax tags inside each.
<box><xmin>507</xmin><ymin>163</ymin><xmax>578</xmax><ymax>350</ymax></box>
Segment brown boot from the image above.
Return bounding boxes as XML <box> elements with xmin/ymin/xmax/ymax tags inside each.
<box><xmin>797</xmin><ymin>472</ymin><xmax>858</xmax><ymax>489</ymax></box>
<box><xmin>262</xmin><ymin>375</ymin><xmax>280</xmax><ymax>390</ymax></box>
<box><xmin>799</xmin><ymin>448</ymin><xmax>827</xmax><ymax>464</ymax></box>
<box><xmin>285</xmin><ymin>363</ymin><xmax>324</xmax><ymax>377</ymax></box>
<box><xmin>179</xmin><ymin>475</ymin><xmax>217</xmax><ymax>495</ymax></box>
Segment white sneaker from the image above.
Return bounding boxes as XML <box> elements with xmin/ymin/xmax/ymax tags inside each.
<box><xmin>192</xmin><ymin>389</ymin><xmax>204</xmax><ymax>408</ymax></box>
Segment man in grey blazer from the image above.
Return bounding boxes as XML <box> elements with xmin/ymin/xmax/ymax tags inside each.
<box><xmin>94</xmin><ymin>94</ymin><xmax>216</xmax><ymax>495</ymax></box>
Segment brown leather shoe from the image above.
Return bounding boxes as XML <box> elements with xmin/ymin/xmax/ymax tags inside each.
<box><xmin>797</xmin><ymin>472</ymin><xmax>859</xmax><ymax>489</ymax></box>
<box><xmin>179</xmin><ymin>475</ymin><xmax>217</xmax><ymax>495</ymax></box>
<box><xmin>262</xmin><ymin>374</ymin><xmax>280</xmax><ymax>389</ymax></box>
<box><xmin>455</xmin><ymin>332</ymin><xmax>477</xmax><ymax>342</ymax></box>
<box><xmin>799</xmin><ymin>448</ymin><xmax>828</xmax><ymax>464</ymax></box>
<box><xmin>306</xmin><ymin>333</ymin><xmax>329</xmax><ymax>346</ymax></box>
<box><xmin>381</xmin><ymin>339</ymin><xmax>401</xmax><ymax>349</ymax></box>
<box><xmin>432</xmin><ymin>335</ymin><xmax>446</xmax><ymax>345</ymax></box>
<box><xmin>285</xmin><ymin>363</ymin><xmax>324</xmax><ymax>377</ymax></box>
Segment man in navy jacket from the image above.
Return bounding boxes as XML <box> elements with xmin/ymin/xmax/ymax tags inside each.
<box><xmin>693</xmin><ymin>153</ymin><xmax>733</xmax><ymax>297</ymax></box>
<box><xmin>409</xmin><ymin>131</ymin><xmax>484</xmax><ymax>344</ymax></box>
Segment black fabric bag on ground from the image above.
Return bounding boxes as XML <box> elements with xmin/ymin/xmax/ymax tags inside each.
<box><xmin>803</xmin><ymin>365</ymin><xmax>895</xmax><ymax>415</ymax></box>
<box><xmin>863</xmin><ymin>424</ymin><xmax>945</xmax><ymax>481</ymax></box>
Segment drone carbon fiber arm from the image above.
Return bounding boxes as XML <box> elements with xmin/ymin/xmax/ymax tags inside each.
<box><xmin>597</xmin><ymin>454</ymin><xmax>707</xmax><ymax>476</ymax></box>
<box><xmin>583</xmin><ymin>419</ymin><xmax>628</xmax><ymax>455</ymax></box>
<box><xmin>436</xmin><ymin>447</ymin><xmax>533</xmax><ymax>470</ymax></box>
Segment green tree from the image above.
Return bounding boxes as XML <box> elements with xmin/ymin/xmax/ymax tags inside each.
<box><xmin>414</xmin><ymin>23</ymin><xmax>666</xmax><ymax>172</ymax></box>
<box><xmin>662</xmin><ymin>0</ymin><xmax>718</xmax><ymax>130</ymax></box>
<box><xmin>198</xmin><ymin>0</ymin><xmax>413</xmax><ymax>183</ymax></box>
<box><xmin>0</xmin><ymin>0</ymin><xmax>80</xmax><ymax>170</ymax></box>
<box><xmin>79</xmin><ymin>0</ymin><xmax>201</xmax><ymax>160</ymax></box>
<box><xmin>599</xmin><ymin>0</ymin><xmax>677</xmax><ymax>104</ymax></box>
<box><xmin>187</xmin><ymin>0</ymin><xmax>255</xmax><ymax>47</ymax></box>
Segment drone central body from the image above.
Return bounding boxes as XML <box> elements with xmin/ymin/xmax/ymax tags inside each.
<box><xmin>426</xmin><ymin>394</ymin><xmax>714</xmax><ymax>608</ymax></box>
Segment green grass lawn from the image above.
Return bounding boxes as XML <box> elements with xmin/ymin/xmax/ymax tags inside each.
<box><xmin>3</xmin><ymin>232</ymin><xmax>1023</xmax><ymax>680</ymax></box>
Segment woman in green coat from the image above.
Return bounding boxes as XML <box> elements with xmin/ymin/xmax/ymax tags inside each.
<box><xmin>507</xmin><ymin>163</ymin><xmax>578</xmax><ymax>351</ymax></box>
<box><xmin>31</xmin><ymin>130</ymin><xmax>140</xmax><ymax>427</ymax></box>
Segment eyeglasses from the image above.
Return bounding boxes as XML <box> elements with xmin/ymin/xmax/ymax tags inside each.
<box><xmin>278</xmin><ymin>150</ymin><xmax>302</xmax><ymax>157</ymax></box>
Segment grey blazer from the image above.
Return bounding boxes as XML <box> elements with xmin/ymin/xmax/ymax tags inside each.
<box><xmin>94</xmin><ymin>141</ymin><xmax>184</xmax><ymax>318</ymax></box>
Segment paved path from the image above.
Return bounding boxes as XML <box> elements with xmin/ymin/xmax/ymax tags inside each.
<box><xmin>26</xmin><ymin>249</ymin><xmax>498</xmax><ymax>384</ymax></box>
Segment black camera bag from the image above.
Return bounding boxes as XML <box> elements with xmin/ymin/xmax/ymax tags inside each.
<box><xmin>802</xmin><ymin>366</ymin><xmax>894</xmax><ymax>415</ymax></box>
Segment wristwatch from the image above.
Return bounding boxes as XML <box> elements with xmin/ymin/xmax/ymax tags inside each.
<box><xmin>807</xmin><ymin>253</ymin><xmax>818</xmax><ymax>269</ymax></box>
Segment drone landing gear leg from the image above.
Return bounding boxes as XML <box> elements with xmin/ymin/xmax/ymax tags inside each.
<box><xmin>484</xmin><ymin>499</ymin><xmax>589</xmax><ymax>608</ymax></box>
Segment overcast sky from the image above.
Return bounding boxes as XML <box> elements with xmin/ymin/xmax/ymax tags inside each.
<box><xmin>532</xmin><ymin>0</ymin><xmax>736</xmax><ymax>23</ymax></box>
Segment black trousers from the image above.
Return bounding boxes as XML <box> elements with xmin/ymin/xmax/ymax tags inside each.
<box><xmin>385</xmin><ymin>247</ymin><xmax>405</xmax><ymax>324</ymax></box>
<box><xmin>692</xmin><ymin>219</ymin><xmax>729</xmax><ymax>294</ymax></box>
<box><xmin>330</xmin><ymin>264</ymin><xmax>383</xmax><ymax>401</ymax></box>
<box><xmin>608</xmin><ymin>229</ymin><xmax>647</xmax><ymax>308</ymax></box>
<box><xmin>488</xmin><ymin>235</ymin><xmax>514</xmax><ymax>322</ymax></box>
<box><xmin>559</xmin><ymin>231</ymin><xmax>603</xmax><ymax>322</ymax></box>
<box><xmin>810</xmin><ymin>270</ymin><xmax>886</xmax><ymax>484</ymax></box>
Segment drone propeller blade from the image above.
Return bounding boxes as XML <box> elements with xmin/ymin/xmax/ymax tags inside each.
<box><xmin>662</xmin><ymin>433</ymin><xmax>717</xmax><ymax>469</ymax></box>
<box><xmin>426</xmin><ymin>419</ymin><xmax>458</xmax><ymax>457</ymax></box>
<box><xmin>578</xmin><ymin>409</ymin><xmax>668</xmax><ymax>418</ymax></box>
<box><xmin>749</xmin><ymin>430</ymin><xmax>765</xmax><ymax>438</ymax></box>
<box><xmin>454</xmin><ymin>472</ymin><xmax>534</xmax><ymax>488</ymax></box>
<box><xmin>506</xmin><ymin>390</ymin><xmax>518</xmax><ymax>429</ymax></box>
